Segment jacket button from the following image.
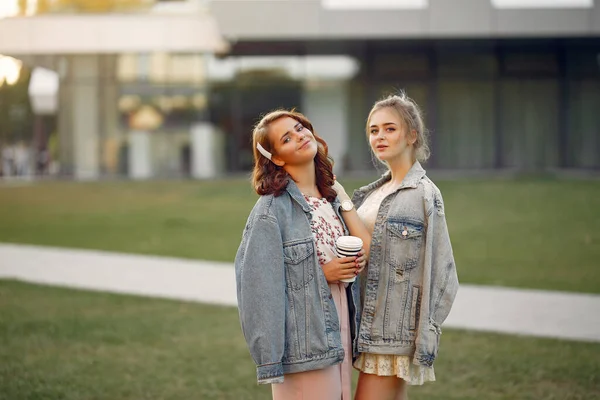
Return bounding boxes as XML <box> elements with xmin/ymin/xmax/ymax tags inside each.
<box><xmin>328</xmin><ymin>294</ymin><xmax>332</xmax><ymax>299</ymax></box>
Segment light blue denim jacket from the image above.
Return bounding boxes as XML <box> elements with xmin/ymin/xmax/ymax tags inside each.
<box><xmin>352</xmin><ymin>161</ymin><xmax>459</xmax><ymax>367</ymax></box>
<box><xmin>235</xmin><ymin>179</ymin><xmax>362</xmax><ymax>384</ymax></box>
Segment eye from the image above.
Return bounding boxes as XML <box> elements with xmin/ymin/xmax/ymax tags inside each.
<box><xmin>370</xmin><ymin>129</ymin><xmax>378</xmax><ymax>135</ymax></box>
<box><xmin>386</xmin><ymin>127</ymin><xmax>396</xmax><ymax>132</ymax></box>
<box><xmin>297</xmin><ymin>125</ymin><xmax>304</xmax><ymax>131</ymax></box>
<box><xmin>283</xmin><ymin>137</ymin><xmax>291</xmax><ymax>143</ymax></box>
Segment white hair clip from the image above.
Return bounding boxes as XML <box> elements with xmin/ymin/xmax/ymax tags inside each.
<box><xmin>256</xmin><ymin>142</ymin><xmax>272</xmax><ymax>160</ymax></box>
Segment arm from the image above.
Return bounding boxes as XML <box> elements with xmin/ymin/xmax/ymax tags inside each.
<box><xmin>235</xmin><ymin>214</ymin><xmax>286</xmax><ymax>384</ymax></box>
<box><xmin>332</xmin><ymin>180</ymin><xmax>372</xmax><ymax>259</ymax></box>
<box><xmin>428</xmin><ymin>191</ymin><xmax>459</xmax><ymax>327</ymax></box>
<box><xmin>413</xmin><ymin>188</ymin><xmax>459</xmax><ymax>367</ymax></box>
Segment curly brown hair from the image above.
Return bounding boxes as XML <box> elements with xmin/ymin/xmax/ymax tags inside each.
<box><xmin>251</xmin><ymin>109</ymin><xmax>336</xmax><ymax>202</ymax></box>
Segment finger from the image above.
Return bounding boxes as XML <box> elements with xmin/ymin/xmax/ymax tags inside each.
<box><xmin>339</xmin><ymin>263</ymin><xmax>358</xmax><ymax>272</ymax></box>
<box><xmin>341</xmin><ymin>270</ymin><xmax>357</xmax><ymax>279</ymax></box>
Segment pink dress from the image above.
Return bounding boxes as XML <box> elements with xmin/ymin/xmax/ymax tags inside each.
<box><xmin>272</xmin><ymin>194</ymin><xmax>352</xmax><ymax>400</ymax></box>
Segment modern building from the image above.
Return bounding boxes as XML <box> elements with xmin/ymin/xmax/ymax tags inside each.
<box><xmin>1</xmin><ymin>0</ymin><xmax>599</xmax><ymax>179</ymax></box>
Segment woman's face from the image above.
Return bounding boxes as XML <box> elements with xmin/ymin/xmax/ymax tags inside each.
<box><xmin>368</xmin><ymin>107</ymin><xmax>415</xmax><ymax>164</ymax></box>
<box><xmin>268</xmin><ymin>116</ymin><xmax>318</xmax><ymax>167</ymax></box>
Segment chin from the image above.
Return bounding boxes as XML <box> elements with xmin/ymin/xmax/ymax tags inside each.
<box><xmin>306</xmin><ymin>144</ymin><xmax>319</xmax><ymax>158</ymax></box>
<box><xmin>375</xmin><ymin>153</ymin><xmax>390</xmax><ymax>161</ymax></box>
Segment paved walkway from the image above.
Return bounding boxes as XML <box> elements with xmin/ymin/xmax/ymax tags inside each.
<box><xmin>1</xmin><ymin>243</ymin><xmax>599</xmax><ymax>343</ymax></box>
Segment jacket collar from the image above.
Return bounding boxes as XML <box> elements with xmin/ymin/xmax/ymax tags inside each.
<box><xmin>284</xmin><ymin>178</ymin><xmax>340</xmax><ymax>213</ymax></box>
<box><xmin>398</xmin><ymin>160</ymin><xmax>427</xmax><ymax>189</ymax></box>
<box><xmin>353</xmin><ymin>161</ymin><xmax>426</xmax><ymax>202</ymax></box>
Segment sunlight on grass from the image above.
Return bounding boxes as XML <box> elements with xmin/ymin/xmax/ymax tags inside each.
<box><xmin>0</xmin><ymin>178</ymin><xmax>599</xmax><ymax>293</ymax></box>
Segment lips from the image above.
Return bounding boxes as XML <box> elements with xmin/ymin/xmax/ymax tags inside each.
<box><xmin>299</xmin><ymin>140</ymin><xmax>311</xmax><ymax>150</ymax></box>
<box><xmin>376</xmin><ymin>145</ymin><xmax>388</xmax><ymax>151</ymax></box>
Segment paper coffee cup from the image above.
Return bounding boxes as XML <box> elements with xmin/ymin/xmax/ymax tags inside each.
<box><xmin>336</xmin><ymin>236</ymin><xmax>362</xmax><ymax>249</ymax></box>
<box><xmin>335</xmin><ymin>236</ymin><xmax>363</xmax><ymax>283</ymax></box>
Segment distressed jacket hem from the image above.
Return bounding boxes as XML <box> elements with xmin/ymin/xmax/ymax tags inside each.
<box><xmin>283</xmin><ymin>349</ymin><xmax>345</xmax><ymax>375</ymax></box>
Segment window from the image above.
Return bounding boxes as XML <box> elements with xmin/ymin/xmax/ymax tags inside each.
<box><xmin>491</xmin><ymin>0</ymin><xmax>593</xmax><ymax>8</ymax></box>
<box><xmin>322</xmin><ymin>0</ymin><xmax>428</xmax><ymax>10</ymax></box>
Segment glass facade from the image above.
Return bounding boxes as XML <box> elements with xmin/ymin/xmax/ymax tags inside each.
<box><xmin>1</xmin><ymin>37</ymin><xmax>599</xmax><ymax>179</ymax></box>
<box><xmin>206</xmin><ymin>38</ymin><xmax>600</xmax><ymax>173</ymax></box>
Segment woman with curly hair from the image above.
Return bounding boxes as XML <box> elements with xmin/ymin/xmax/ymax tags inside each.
<box><xmin>235</xmin><ymin>109</ymin><xmax>370</xmax><ymax>399</ymax></box>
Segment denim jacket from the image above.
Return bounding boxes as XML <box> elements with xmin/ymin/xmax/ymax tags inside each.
<box><xmin>352</xmin><ymin>161</ymin><xmax>458</xmax><ymax>368</ymax></box>
<box><xmin>235</xmin><ymin>179</ymin><xmax>362</xmax><ymax>384</ymax></box>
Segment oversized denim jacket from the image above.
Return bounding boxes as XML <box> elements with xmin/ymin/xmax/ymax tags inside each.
<box><xmin>352</xmin><ymin>161</ymin><xmax>459</xmax><ymax>368</ymax></box>
<box><xmin>235</xmin><ymin>180</ymin><xmax>362</xmax><ymax>384</ymax></box>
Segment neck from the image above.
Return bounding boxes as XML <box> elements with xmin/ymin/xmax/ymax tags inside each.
<box><xmin>285</xmin><ymin>161</ymin><xmax>319</xmax><ymax>196</ymax></box>
<box><xmin>386</xmin><ymin>154</ymin><xmax>414</xmax><ymax>186</ymax></box>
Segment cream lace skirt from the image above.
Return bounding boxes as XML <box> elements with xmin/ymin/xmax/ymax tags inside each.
<box><xmin>353</xmin><ymin>353</ymin><xmax>436</xmax><ymax>386</ymax></box>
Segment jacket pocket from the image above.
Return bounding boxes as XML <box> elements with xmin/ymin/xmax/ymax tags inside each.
<box><xmin>283</xmin><ymin>240</ymin><xmax>315</xmax><ymax>291</ymax></box>
<box><xmin>282</xmin><ymin>239</ymin><xmax>330</xmax><ymax>361</ymax></box>
<box><xmin>386</xmin><ymin>220</ymin><xmax>424</xmax><ymax>280</ymax></box>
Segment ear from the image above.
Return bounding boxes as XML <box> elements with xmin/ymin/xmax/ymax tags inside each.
<box><xmin>408</xmin><ymin>129</ymin><xmax>418</xmax><ymax>145</ymax></box>
<box><xmin>271</xmin><ymin>155</ymin><xmax>285</xmax><ymax>167</ymax></box>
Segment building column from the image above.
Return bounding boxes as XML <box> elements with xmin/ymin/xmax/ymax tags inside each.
<box><xmin>98</xmin><ymin>55</ymin><xmax>121</xmax><ymax>176</ymax></box>
<box><xmin>58</xmin><ymin>55</ymin><xmax>101</xmax><ymax>180</ymax></box>
<box><xmin>191</xmin><ymin>122</ymin><xmax>224</xmax><ymax>179</ymax></box>
<box><xmin>302</xmin><ymin>82</ymin><xmax>349</xmax><ymax>174</ymax></box>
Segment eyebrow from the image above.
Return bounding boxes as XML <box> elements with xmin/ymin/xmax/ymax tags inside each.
<box><xmin>281</xmin><ymin>122</ymin><xmax>303</xmax><ymax>141</ymax></box>
<box><xmin>370</xmin><ymin>122</ymin><xmax>397</xmax><ymax>128</ymax></box>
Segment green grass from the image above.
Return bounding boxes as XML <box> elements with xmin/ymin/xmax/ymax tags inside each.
<box><xmin>1</xmin><ymin>280</ymin><xmax>598</xmax><ymax>400</ymax></box>
<box><xmin>0</xmin><ymin>178</ymin><xmax>599</xmax><ymax>293</ymax></box>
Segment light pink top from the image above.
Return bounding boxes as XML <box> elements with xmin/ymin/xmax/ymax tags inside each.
<box><xmin>271</xmin><ymin>194</ymin><xmax>352</xmax><ymax>400</ymax></box>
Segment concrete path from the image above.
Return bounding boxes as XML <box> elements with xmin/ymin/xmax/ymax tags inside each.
<box><xmin>1</xmin><ymin>243</ymin><xmax>599</xmax><ymax>343</ymax></box>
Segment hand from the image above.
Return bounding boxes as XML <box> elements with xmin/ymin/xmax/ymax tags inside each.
<box><xmin>355</xmin><ymin>249</ymin><xmax>368</xmax><ymax>274</ymax></box>
<box><xmin>331</xmin><ymin>179</ymin><xmax>351</xmax><ymax>203</ymax></box>
<box><xmin>322</xmin><ymin>256</ymin><xmax>360</xmax><ymax>283</ymax></box>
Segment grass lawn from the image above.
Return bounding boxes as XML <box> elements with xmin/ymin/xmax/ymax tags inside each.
<box><xmin>0</xmin><ymin>178</ymin><xmax>599</xmax><ymax>293</ymax></box>
<box><xmin>1</xmin><ymin>280</ymin><xmax>599</xmax><ymax>400</ymax></box>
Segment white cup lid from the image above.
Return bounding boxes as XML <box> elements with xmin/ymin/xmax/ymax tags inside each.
<box><xmin>336</xmin><ymin>236</ymin><xmax>363</xmax><ymax>250</ymax></box>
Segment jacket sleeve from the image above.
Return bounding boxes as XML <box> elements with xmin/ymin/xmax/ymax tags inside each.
<box><xmin>235</xmin><ymin>213</ymin><xmax>286</xmax><ymax>384</ymax></box>
<box><xmin>428</xmin><ymin>191</ymin><xmax>459</xmax><ymax>326</ymax></box>
<box><xmin>414</xmin><ymin>188</ymin><xmax>459</xmax><ymax>367</ymax></box>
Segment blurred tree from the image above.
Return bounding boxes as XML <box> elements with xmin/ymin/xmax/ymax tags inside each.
<box><xmin>0</xmin><ymin>68</ymin><xmax>33</xmax><ymax>145</ymax></box>
<box><xmin>17</xmin><ymin>0</ymin><xmax>155</xmax><ymax>15</ymax></box>
<box><xmin>17</xmin><ymin>0</ymin><xmax>27</xmax><ymax>15</ymax></box>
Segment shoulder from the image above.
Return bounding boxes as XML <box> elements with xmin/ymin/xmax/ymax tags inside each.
<box><xmin>250</xmin><ymin>192</ymin><xmax>293</xmax><ymax>222</ymax></box>
<box><xmin>419</xmin><ymin>175</ymin><xmax>442</xmax><ymax>197</ymax></box>
<box><xmin>418</xmin><ymin>176</ymin><xmax>445</xmax><ymax>216</ymax></box>
<box><xmin>247</xmin><ymin>194</ymin><xmax>278</xmax><ymax>224</ymax></box>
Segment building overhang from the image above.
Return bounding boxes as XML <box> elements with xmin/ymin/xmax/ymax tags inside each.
<box><xmin>0</xmin><ymin>14</ymin><xmax>229</xmax><ymax>56</ymax></box>
<box><xmin>210</xmin><ymin>0</ymin><xmax>600</xmax><ymax>40</ymax></box>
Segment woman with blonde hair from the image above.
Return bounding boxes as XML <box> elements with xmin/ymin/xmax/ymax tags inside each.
<box><xmin>235</xmin><ymin>109</ymin><xmax>370</xmax><ymax>399</ymax></box>
<box><xmin>352</xmin><ymin>93</ymin><xmax>459</xmax><ymax>400</ymax></box>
